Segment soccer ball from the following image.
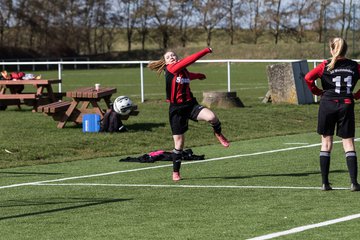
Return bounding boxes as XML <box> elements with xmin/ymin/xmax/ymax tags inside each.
<box><xmin>113</xmin><ymin>96</ymin><xmax>133</xmax><ymax>115</ymax></box>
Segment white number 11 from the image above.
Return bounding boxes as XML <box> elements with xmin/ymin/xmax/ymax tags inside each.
<box><xmin>332</xmin><ymin>76</ymin><xmax>352</xmax><ymax>94</ymax></box>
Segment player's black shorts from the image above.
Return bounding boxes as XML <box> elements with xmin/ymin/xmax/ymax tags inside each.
<box><xmin>169</xmin><ymin>99</ymin><xmax>205</xmax><ymax>135</ymax></box>
<box><xmin>317</xmin><ymin>99</ymin><xmax>355</xmax><ymax>138</ymax></box>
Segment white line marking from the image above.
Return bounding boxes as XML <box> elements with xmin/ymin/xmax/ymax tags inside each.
<box><xmin>284</xmin><ymin>143</ymin><xmax>309</xmax><ymax>145</ymax></box>
<box><xmin>0</xmin><ymin>139</ymin><xmax>347</xmax><ymax>190</ymax></box>
<box><xmin>247</xmin><ymin>213</ymin><xmax>360</xmax><ymax>240</ymax></box>
<box><xmin>32</xmin><ymin>182</ymin><xmax>349</xmax><ymax>190</ymax></box>
<box><xmin>0</xmin><ymin>141</ymin><xmax>326</xmax><ymax>190</ymax></box>
<box><xmin>3</xmin><ymin>138</ymin><xmax>359</xmax><ymax>238</ymax></box>
<box><xmin>4</xmin><ymin>149</ymin><xmax>13</xmax><ymax>154</ymax></box>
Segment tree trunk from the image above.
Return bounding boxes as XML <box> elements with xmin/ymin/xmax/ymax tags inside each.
<box><xmin>202</xmin><ymin>91</ymin><xmax>244</xmax><ymax>108</ymax></box>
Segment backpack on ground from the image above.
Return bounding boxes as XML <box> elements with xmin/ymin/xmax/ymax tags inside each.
<box><xmin>100</xmin><ymin>108</ymin><xmax>127</xmax><ymax>133</ymax></box>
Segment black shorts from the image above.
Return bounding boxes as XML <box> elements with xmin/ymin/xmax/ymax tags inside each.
<box><xmin>317</xmin><ymin>99</ymin><xmax>355</xmax><ymax>138</ymax></box>
<box><xmin>169</xmin><ymin>100</ymin><xmax>205</xmax><ymax>135</ymax></box>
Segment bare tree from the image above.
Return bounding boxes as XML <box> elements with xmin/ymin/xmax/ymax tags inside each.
<box><xmin>174</xmin><ymin>0</ymin><xmax>194</xmax><ymax>47</ymax></box>
<box><xmin>80</xmin><ymin>0</ymin><xmax>96</xmax><ymax>54</ymax></box>
<box><xmin>344</xmin><ymin>0</ymin><xmax>353</xmax><ymax>40</ymax></box>
<box><xmin>287</xmin><ymin>0</ymin><xmax>317</xmax><ymax>43</ymax></box>
<box><xmin>1</xmin><ymin>0</ymin><xmax>358</xmax><ymax>59</ymax></box>
<box><xmin>149</xmin><ymin>0</ymin><xmax>177</xmax><ymax>49</ymax></box>
<box><xmin>194</xmin><ymin>0</ymin><xmax>227</xmax><ymax>47</ymax></box>
<box><xmin>115</xmin><ymin>0</ymin><xmax>138</xmax><ymax>52</ymax></box>
<box><xmin>92</xmin><ymin>0</ymin><xmax>108</xmax><ymax>54</ymax></box>
<box><xmin>224</xmin><ymin>0</ymin><xmax>244</xmax><ymax>45</ymax></box>
<box><xmin>136</xmin><ymin>0</ymin><xmax>150</xmax><ymax>51</ymax></box>
<box><xmin>246</xmin><ymin>0</ymin><xmax>264</xmax><ymax>44</ymax></box>
<box><xmin>263</xmin><ymin>0</ymin><xmax>283</xmax><ymax>44</ymax></box>
<box><xmin>106</xmin><ymin>11</ymin><xmax>121</xmax><ymax>53</ymax></box>
<box><xmin>60</xmin><ymin>0</ymin><xmax>83</xmax><ymax>54</ymax></box>
<box><xmin>312</xmin><ymin>0</ymin><xmax>333</xmax><ymax>43</ymax></box>
<box><xmin>226</xmin><ymin>0</ymin><xmax>234</xmax><ymax>45</ymax></box>
<box><xmin>0</xmin><ymin>0</ymin><xmax>13</xmax><ymax>47</ymax></box>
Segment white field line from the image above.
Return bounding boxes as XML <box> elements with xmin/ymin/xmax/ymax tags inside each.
<box><xmin>283</xmin><ymin>143</ymin><xmax>309</xmax><ymax>145</ymax></box>
<box><xmin>0</xmin><ymin>139</ymin><xmax>346</xmax><ymax>190</ymax></box>
<box><xmin>0</xmin><ymin>141</ymin><xmax>336</xmax><ymax>190</ymax></box>
<box><xmin>32</xmin><ymin>183</ymin><xmax>348</xmax><ymax>190</ymax></box>
<box><xmin>247</xmin><ymin>213</ymin><xmax>360</xmax><ymax>240</ymax></box>
<box><xmin>2</xmin><ymin>139</ymin><xmax>358</xmax><ymax>239</ymax></box>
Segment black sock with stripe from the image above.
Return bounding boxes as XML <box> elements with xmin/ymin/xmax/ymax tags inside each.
<box><xmin>320</xmin><ymin>151</ymin><xmax>331</xmax><ymax>185</ymax></box>
<box><xmin>212</xmin><ymin>120</ymin><xmax>222</xmax><ymax>134</ymax></box>
<box><xmin>172</xmin><ymin>149</ymin><xmax>182</xmax><ymax>172</ymax></box>
<box><xmin>346</xmin><ymin>151</ymin><xmax>358</xmax><ymax>185</ymax></box>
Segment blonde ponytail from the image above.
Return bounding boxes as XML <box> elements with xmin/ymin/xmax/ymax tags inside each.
<box><xmin>148</xmin><ymin>58</ymin><xmax>166</xmax><ymax>77</ymax></box>
<box><xmin>327</xmin><ymin>37</ymin><xmax>348</xmax><ymax>71</ymax></box>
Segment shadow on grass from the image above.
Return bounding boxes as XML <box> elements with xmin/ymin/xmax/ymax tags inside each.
<box><xmin>0</xmin><ymin>197</ymin><xmax>132</xmax><ymax>221</ymax></box>
<box><xmin>192</xmin><ymin>170</ymin><xmax>348</xmax><ymax>180</ymax></box>
<box><xmin>65</xmin><ymin>122</ymin><xmax>166</xmax><ymax>132</ymax></box>
<box><xmin>125</xmin><ymin>122</ymin><xmax>166</xmax><ymax>131</ymax></box>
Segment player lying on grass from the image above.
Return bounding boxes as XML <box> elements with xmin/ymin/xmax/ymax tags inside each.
<box><xmin>148</xmin><ymin>47</ymin><xmax>230</xmax><ymax>182</ymax></box>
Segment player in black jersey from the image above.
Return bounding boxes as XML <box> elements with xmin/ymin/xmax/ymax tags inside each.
<box><xmin>148</xmin><ymin>48</ymin><xmax>229</xmax><ymax>181</ymax></box>
<box><xmin>305</xmin><ymin>37</ymin><xmax>360</xmax><ymax>191</ymax></box>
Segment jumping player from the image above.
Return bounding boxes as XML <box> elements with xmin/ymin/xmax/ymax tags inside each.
<box><xmin>305</xmin><ymin>37</ymin><xmax>360</xmax><ymax>191</ymax></box>
<box><xmin>148</xmin><ymin>47</ymin><xmax>230</xmax><ymax>181</ymax></box>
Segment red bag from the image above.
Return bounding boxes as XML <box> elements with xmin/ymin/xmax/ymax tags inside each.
<box><xmin>10</xmin><ymin>72</ymin><xmax>25</xmax><ymax>80</ymax></box>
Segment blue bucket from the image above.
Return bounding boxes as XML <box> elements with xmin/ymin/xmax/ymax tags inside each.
<box><xmin>82</xmin><ymin>114</ymin><xmax>101</xmax><ymax>132</ymax></box>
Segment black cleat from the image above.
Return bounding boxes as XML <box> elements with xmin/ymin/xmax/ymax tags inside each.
<box><xmin>321</xmin><ymin>183</ymin><xmax>333</xmax><ymax>191</ymax></box>
<box><xmin>350</xmin><ymin>183</ymin><xmax>360</xmax><ymax>192</ymax></box>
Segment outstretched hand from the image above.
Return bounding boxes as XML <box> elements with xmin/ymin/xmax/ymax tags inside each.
<box><xmin>199</xmin><ymin>74</ymin><xmax>206</xmax><ymax>80</ymax></box>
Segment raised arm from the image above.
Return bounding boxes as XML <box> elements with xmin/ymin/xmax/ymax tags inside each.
<box><xmin>167</xmin><ymin>48</ymin><xmax>212</xmax><ymax>74</ymax></box>
<box><xmin>304</xmin><ymin>61</ymin><xmax>326</xmax><ymax>96</ymax></box>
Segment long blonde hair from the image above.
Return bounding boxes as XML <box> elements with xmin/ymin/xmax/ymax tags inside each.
<box><xmin>327</xmin><ymin>37</ymin><xmax>348</xmax><ymax>71</ymax></box>
<box><xmin>148</xmin><ymin>57</ymin><xmax>166</xmax><ymax>77</ymax></box>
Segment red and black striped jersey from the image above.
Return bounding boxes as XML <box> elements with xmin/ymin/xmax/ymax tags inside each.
<box><xmin>165</xmin><ymin>48</ymin><xmax>211</xmax><ymax>105</ymax></box>
<box><xmin>305</xmin><ymin>59</ymin><xmax>360</xmax><ymax>100</ymax></box>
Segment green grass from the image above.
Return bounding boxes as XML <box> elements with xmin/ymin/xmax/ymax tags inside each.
<box><xmin>0</xmin><ymin>63</ymin><xmax>329</xmax><ymax>168</ymax></box>
<box><xmin>2</xmin><ymin>132</ymin><xmax>360</xmax><ymax>239</ymax></box>
<box><xmin>2</xmin><ymin>62</ymin><xmax>360</xmax><ymax>238</ymax></box>
<box><xmin>2</xmin><ymin>63</ymin><xmax>360</xmax><ymax>169</ymax></box>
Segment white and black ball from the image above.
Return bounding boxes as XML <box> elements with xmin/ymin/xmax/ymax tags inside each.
<box><xmin>113</xmin><ymin>96</ymin><xmax>133</xmax><ymax>115</ymax></box>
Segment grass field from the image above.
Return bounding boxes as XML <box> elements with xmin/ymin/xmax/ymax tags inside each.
<box><xmin>2</xmin><ymin>62</ymin><xmax>360</xmax><ymax>239</ymax></box>
<box><xmin>2</xmin><ymin>132</ymin><xmax>360</xmax><ymax>239</ymax></box>
<box><xmin>1</xmin><ymin>62</ymin><xmax>332</xmax><ymax>168</ymax></box>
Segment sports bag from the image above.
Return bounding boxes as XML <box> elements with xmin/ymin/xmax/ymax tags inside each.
<box><xmin>100</xmin><ymin>109</ymin><xmax>127</xmax><ymax>133</ymax></box>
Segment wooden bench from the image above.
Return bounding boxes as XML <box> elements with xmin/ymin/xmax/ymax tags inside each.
<box><xmin>0</xmin><ymin>93</ymin><xmax>37</xmax><ymax>100</ymax></box>
<box><xmin>37</xmin><ymin>101</ymin><xmax>72</xmax><ymax>123</ymax></box>
<box><xmin>0</xmin><ymin>79</ymin><xmax>62</xmax><ymax>111</ymax></box>
<box><xmin>0</xmin><ymin>94</ymin><xmax>38</xmax><ymax>110</ymax></box>
<box><xmin>37</xmin><ymin>101</ymin><xmax>72</xmax><ymax>113</ymax></box>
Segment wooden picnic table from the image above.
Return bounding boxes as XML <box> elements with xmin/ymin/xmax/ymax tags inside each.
<box><xmin>0</xmin><ymin>79</ymin><xmax>63</xmax><ymax>111</ymax></box>
<box><xmin>56</xmin><ymin>86</ymin><xmax>117</xmax><ymax>128</ymax></box>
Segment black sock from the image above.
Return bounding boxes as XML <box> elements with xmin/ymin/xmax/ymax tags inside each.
<box><xmin>320</xmin><ymin>151</ymin><xmax>331</xmax><ymax>184</ymax></box>
<box><xmin>172</xmin><ymin>149</ymin><xmax>182</xmax><ymax>172</ymax></box>
<box><xmin>212</xmin><ymin>120</ymin><xmax>222</xmax><ymax>134</ymax></box>
<box><xmin>346</xmin><ymin>151</ymin><xmax>358</xmax><ymax>185</ymax></box>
